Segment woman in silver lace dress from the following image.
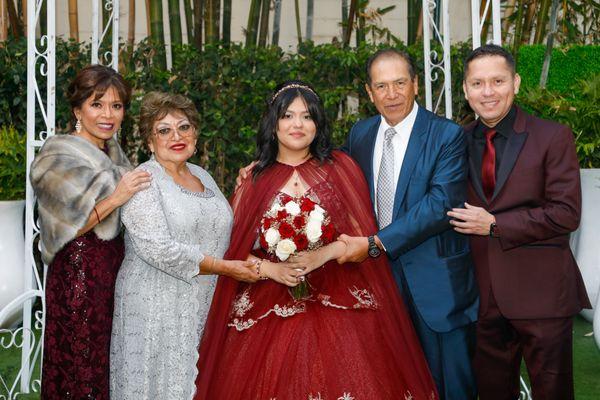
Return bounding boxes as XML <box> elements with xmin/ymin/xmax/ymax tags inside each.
<box><xmin>110</xmin><ymin>92</ymin><xmax>258</xmax><ymax>400</ymax></box>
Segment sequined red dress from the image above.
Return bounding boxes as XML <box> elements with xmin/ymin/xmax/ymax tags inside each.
<box><xmin>41</xmin><ymin>230</ymin><xmax>124</xmax><ymax>400</ymax></box>
<box><xmin>195</xmin><ymin>151</ymin><xmax>438</xmax><ymax>400</ymax></box>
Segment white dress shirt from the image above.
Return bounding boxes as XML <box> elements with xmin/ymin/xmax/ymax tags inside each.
<box><xmin>373</xmin><ymin>101</ymin><xmax>419</xmax><ymax>215</ymax></box>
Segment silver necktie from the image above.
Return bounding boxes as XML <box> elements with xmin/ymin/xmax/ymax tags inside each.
<box><xmin>377</xmin><ymin>127</ymin><xmax>397</xmax><ymax>228</ymax></box>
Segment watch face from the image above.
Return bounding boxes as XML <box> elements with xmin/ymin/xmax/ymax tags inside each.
<box><xmin>368</xmin><ymin>247</ymin><xmax>381</xmax><ymax>258</ymax></box>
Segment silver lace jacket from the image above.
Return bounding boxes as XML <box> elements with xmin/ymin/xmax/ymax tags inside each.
<box><xmin>110</xmin><ymin>159</ymin><xmax>232</xmax><ymax>400</ymax></box>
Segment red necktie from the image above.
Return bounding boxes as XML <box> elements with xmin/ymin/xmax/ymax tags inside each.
<box><xmin>481</xmin><ymin>129</ymin><xmax>497</xmax><ymax>201</ymax></box>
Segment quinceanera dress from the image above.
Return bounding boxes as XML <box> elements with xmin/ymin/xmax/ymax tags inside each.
<box><xmin>195</xmin><ymin>151</ymin><xmax>438</xmax><ymax>400</ymax></box>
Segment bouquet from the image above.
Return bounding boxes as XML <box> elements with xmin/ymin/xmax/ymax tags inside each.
<box><xmin>259</xmin><ymin>193</ymin><xmax>337</xmax><ymax>300</ymax></box>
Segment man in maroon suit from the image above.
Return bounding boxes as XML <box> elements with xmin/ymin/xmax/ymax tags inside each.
<box><xmin>447</xmin><ymin>44</ymin><xmax>591</xmax><ymax>400</ymax></box>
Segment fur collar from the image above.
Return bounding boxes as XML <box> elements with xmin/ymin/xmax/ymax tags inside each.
<box><xmin>30</xmin><ymin>134</ymin><xmax>131</xmax><ymax>264</ymax></box>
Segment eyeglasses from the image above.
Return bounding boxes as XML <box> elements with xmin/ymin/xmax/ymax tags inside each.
<box><xmin>153</xmin><ymin>123</ymin><xmax>196</xmax><ymax>139</ymax></box>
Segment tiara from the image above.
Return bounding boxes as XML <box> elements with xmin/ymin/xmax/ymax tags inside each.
<box><xmin>270</xmin><ymin>84</ymin><xmax>319</xmax><ymax>103</ymax></box>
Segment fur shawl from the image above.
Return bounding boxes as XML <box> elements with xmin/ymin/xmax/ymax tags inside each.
<box><xmin>30</xmin><ymin>134</ymin><xmax>131</xmax><ymax>264</ymax></box>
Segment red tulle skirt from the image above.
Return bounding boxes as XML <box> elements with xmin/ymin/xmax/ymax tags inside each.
<box><xmin>204</xmin><ymin>262</ymin><xmax>438</xmax><ymax>400</ymax></box>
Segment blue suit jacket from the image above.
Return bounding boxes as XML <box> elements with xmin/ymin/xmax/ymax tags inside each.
<box><xmin>342</xmin><ymin>106</ymin><xmax>478</xmax><ymax>332</ymax></box>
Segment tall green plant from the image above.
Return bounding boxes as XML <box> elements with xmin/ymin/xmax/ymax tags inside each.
<box><xmin>222</xmin><ymin>0</ymin><xmax>232</xmax><ymax>44</ymax></box>
<box><xmin>272</xmin><ymin>0</ymin><xmax>282</xmax><ymax>46</ymax></box>
<box><xmin>0</xmin><ymin>127</ymin><xmax>26</xmax><ymax>201</ymax></box>
<box><xmin>258</xmin><ymin>0</ymin><xmax>270</xmax><ymax>47</ymax></box>
<box><xmin>407</xmin><ymin>0</ymin><xmax>421</xmax><ymax>45</ymax></box>
<box><xmin>148</xmin><ymin>0</ymin><xmax>166</xmax><ymax>68</ymax></box>
<box><xmin>245</xmin><ymin>0</ymin><xmax>261</xmax><ymax>47</ymax></box>
<box><xmin>168</xmin><ymin>0</ymin><xmax>182</xmax><ymax>46</ymax></box>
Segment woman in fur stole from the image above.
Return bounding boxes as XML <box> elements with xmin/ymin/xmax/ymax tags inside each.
<box><xmin>30</xmin><ymin>65</ymin><xmax>151</xmax><ymax>400</ymax></box>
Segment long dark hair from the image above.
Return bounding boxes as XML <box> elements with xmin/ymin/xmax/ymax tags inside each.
<box><xmin>253</xmin><ymin>80</ymin><xmax>332</xmax><ymax>178</ymax></box>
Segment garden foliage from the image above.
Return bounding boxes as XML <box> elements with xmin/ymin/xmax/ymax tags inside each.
<box><xmin>0</xmin><ymin>126</ymin><xmax>26</xmax><ymax>200</ymax></box>
<box><xmin>1</xmin><ymin>37</ymin><xmax>598</xmax><ymax>195</ymax></box>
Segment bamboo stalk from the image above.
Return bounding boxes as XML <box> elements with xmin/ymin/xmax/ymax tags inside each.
<box><xmin>343</xmin><ymin>0</ymin><xmax>357</xmax><ymax>46</ymax></box>
<box><xmin>0</xmin><ymin>0</ymin><xmax>7</xmax><ymax>41</ymax></box>
<box><xmin>306</xmin><ymin>0</ymin><xmax>314</xmax><ymax>41</ymax></box>
<box><xmin>341</xmin><ymin>0</ymin><xmax>348</xmax><ymax>40</ymax></box>
<box><xmin>540</xmin><ymin>0</ymin><xmax>560</xmax><ymax>88</ymax></box>
<box><xmin>21</xmin><ymin>0</ymin><xmax>26</xmax><ymax>38</ymax></box>
<box><xmin>258</xmin><ymin>0</ymin><xmax>270</xmax><ymax>46</ymax></box>
<box><xmin>68</xmin><ymin>0</ymin><xmax>79</xmax><ymax>41</ymax></box>
<box><xmin>272</xmin><ymin>0</ymin><xmax>282</xmax><ymax>46</ymax></box>
<box><xmin>7</xmin><ymin>0</ymin><xmax>23</xmax><ymax>37</ymax></box>
<box><xmin>534</xmin><ymin>0</ymin><xmax>551</xmax><ymax>44</ymax></box>
<box><xmin>149</xmin><ymin>0</ymin><xmax>166</xmax><ymax>68</ymax></box>
<box><xmin>128</xmin><ymin>0</ymin><xmax>135</xmax><ymax>48</ymax></box>
<box><xmin>222</xmin><ymin>0</ymin><xmax>231</xmax><ymax>44</ymax></box>
<box><xmin>145</xmin><ymin>0</ymin><xmax>151</xmax><ymax>37</ymax></box>
<box><xmin>168</xmin><ymin>0</ymin><xmax>182</xmax><ymax>45</ymax></box>
<box><xmin>294</xmin><ymin>0</ymin><xmax>302</xmax><ymax>44</ymax></box>
<box><xmin>502</xmin><ymin>0</ymin><xmax>517</xmax><ymax>39</ymax></box>
<box><xmin>245</xmin><ymin>0</ymin><xmax>260</xmax><ymax>47</ymax></box>
<box><xmin>522</xmin><ymin>0</ymin><xmax>538</xmax><ymax>43</ymax></box>
<box><xmin>512</xmin><ymin>0</ymin><xmax>525</xmax><ymax>62</ymax></box>
<box><xmin>194</xmin><ymin>0</ymin><xmax>203</xmax><ymax>49</ymax></box>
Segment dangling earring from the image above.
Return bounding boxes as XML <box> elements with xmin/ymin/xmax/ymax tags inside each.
<box><xmin>75</xmin><ymin>118</ymin><xmax>82</xmax><ymax>133</ymax></box>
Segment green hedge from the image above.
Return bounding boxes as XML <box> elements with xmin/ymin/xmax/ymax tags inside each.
<box><xmin>1</xmin><ymin>37</ymin><xmax>598</xmax><ymax>195</ymax></box>
<box><xmin>517</xmin><ymin>45</ymin><xmax>600</xmax><ymax>93</ymax></box>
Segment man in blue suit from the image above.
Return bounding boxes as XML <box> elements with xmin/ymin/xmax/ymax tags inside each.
<box><xmin>338</xmin><ymin>49</ymin><xmax>479</xmax><ymax>399</ymax></box>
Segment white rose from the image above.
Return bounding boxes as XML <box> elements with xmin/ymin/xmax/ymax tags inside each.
<box><xmin>313</xmin><ymin>205</ymin><xmax>325</xmax><ymax>215</ymax></box>
<box><xmin>284</xmin><ymin>200</ymin><xmax>301</xmax><ymax>216</ymax></box>
<box><xmin>308</xmin><ymin>209</ymin><xmax>324</xmax><ymax>223</ymax></box>
<box><xmin>275</xmin><ymin>239</ymin><xmax>297</xmax><ymax>261</ymax></box>
<box><xmin>269</xmin><ymin>202</ymin><xmax>282</xmax><ymax>214</ymax></box>
<box><xmin>306</xmin><ymin>220</ymin><xmax>322</xmax><ymax>243</ymax></box>
<box><xmin>264</xmin><ymin>228</ymin><xmax>280</xmax><ymax>247</ymax></box>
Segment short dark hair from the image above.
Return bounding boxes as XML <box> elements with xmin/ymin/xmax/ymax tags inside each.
<box><xmin>253</xmin><ymin>80</ymin><xmax>332</xmax><ymax>178</ymax></box>
<box><xmin>68</xmin><ymin>65</ymin><xmax>131</xmax><ymax>123</ymax></box>
<box><xmin>464</xmin><ymin>44</ymin><xmax>516</xmax><ymax>80</ymax></box>
<box><xmin>366</xmin><ymin>48</ymin><xmax>416</xmax><ymax>85</ymax></box>
<box><xmin>139</xmin><ymin>92</ymin><xmax>200</xmax><ymax>148</ymax></box>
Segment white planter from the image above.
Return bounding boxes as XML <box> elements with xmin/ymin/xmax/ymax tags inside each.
<box><xmin>0</xmin><ymin>200</ymin><xmax>25</xmax><ymax>328</ymax></box>
<box><xmin>570</xmin><ymin>169</ymin><xmax>600</xmax><ymax>322</ymax></box>
<box><xmin>595</xmin><ymin>282</ymin><xmax>600</xmax><ymax>349</ymax></box>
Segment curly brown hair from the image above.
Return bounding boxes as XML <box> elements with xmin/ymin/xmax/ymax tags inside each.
<box><xmin>68</xmin><ymin>65</ymin><xmax>131</xmax><ymax>123</ymax></box>
<box><xmin>139</xmin><ymin>92</ymin><xmax>200</xmax><ymax>147</ymax></box>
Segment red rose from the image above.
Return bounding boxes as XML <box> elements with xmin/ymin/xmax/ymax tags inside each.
<box><xmin>259</xmin><ymin>233</ymin><xmax>269</xmax><ymax>250</ymax></box>
<box><xmin>300</xmin><ymin>197</ymin><xmax>315</xmax><ymax>212</ymax></box>
<box><xmin>294</xmin><ymin>233</ymin><xmax>309</xmax><ymax>251</ymax></box>
<box><xmin>322</xmin><ymin>222</ymin><xmax>337</xmax><ymax>243</ymax></box>
<box><xmin>279</xmin><ymin>222</ymin><xmax>295</xmax><ymax>239</ymax></box>
<box><xmin>277</xmin><ymin>210</ymin><xmax>288</xmax><ymax>220</ymax></box>
<box><xmin>280</xmin><ymin>193</ymin><xmax>293</xmax><ymax>204</ymax></box>
<box><xmin>293</xmin><ymin>215</ymin><xmax>305</xmax><ymax>229</ymax></box>
<box><xmin>262</xmin><ymin>217</ymin><xmax>272</xmax><ymax>229</ymax></box>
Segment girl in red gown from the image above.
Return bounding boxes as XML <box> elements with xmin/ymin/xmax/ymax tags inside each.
<box><xmin>195</xmin><ymin>81</ymin><xmax>438</xmax><ymax>399</ymax></box>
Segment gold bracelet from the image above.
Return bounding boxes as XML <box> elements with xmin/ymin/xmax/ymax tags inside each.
<box><xmin>93</xmin><ymin>206</ymin><xmax>101</xmax><ymax>224</ymax></box>
<box><xmin>210</xmin><ymin>257</ymin><xmax>217</xmax><ymax>271</ymax></box>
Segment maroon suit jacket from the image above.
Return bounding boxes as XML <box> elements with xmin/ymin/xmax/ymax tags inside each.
<box><xmin>465</xmin><ymin>106</ymin><xmax>591</xmax><ymax>319</ymax></box>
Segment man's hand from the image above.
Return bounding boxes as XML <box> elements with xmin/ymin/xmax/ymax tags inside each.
<box><xmin>235</xmin><ymin>161</ymin><xmax>257</xmax><ymax>190</ymax></box>
<box><xmin>447</xmin><ymin>202</ymin><xmax>495</xmax><ymax>236</ymax></box>
<box><xmin>336</xmin><ymin>234</ymin><xmax>369</xmax><ymax>264</ymax></box>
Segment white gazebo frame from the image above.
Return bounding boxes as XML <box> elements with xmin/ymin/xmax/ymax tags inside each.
<box><xmin>1</xmin><ymin>1</ymin><xmax>533</xmax><ymax>399</ymax></box>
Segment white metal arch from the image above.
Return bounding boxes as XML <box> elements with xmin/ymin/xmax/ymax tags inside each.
<box><xmin>0</xmin><ymin>1</ymin><xmax>119</xmax><ymax>398</ymax></box>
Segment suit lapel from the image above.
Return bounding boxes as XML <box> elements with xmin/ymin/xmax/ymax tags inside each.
<box><xmin>464</xmin><ymin>122</ymin><xmax>487</xmax><ymax>203</ymax></box>
<box><xmin>491</xmin><ymin>109</ymin><xmax>529</xmax><ymax>201</ymax></box>
<box><xmin>362</xmin><ymin>119</ymin><xmax>380</xmax><ymax>203</ymax></box>
<box><xmin>392</xmin><ymin>107</ymin><xmax>428</xmax><ymax>220</ymax></box>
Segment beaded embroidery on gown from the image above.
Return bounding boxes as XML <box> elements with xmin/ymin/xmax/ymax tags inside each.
<box><xmin>110</xmin><ymin>159</ymin><xmax>232</xmax><ymax>400</ymax></box>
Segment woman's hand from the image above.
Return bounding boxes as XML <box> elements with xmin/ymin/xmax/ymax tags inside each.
<box><xmin>219</xmin><ymin>259</ymin><xmax>259</xmax><ymax>283</ymax></box>
<box><xmin>261</xmin><ymin>260</ymin><xmax>300</xmax><ymax>287</ymax></box>
<box><xmin>294</xmin><ymin>241</ymin><xmax>347</xmax><ymax>276</ymax></box>
<box><xmin>111</xmin><ymin>170</ymin><xmax>152</xmax><ymax>206</ymax></box>
<box><xmin>288</xmin><ymin>248</ymin><xmax>328</xmax><ymax>276</ymax></box>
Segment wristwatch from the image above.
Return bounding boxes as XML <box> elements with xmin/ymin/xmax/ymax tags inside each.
<box><xmin>368</xmin><ymin>236</ymin><xmax>381</xmax><ymax>258</ymax></box>
<box><xmin>489</xmin><ymin>222</ymin><xmax>499</xmax><ymax>238</ymax></box>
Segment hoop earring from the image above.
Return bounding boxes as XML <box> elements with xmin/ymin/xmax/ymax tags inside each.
<box><xmin>75</xmin><ymin>119</ymin><xmax>82</xmax><ymax>133</ymax></box>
